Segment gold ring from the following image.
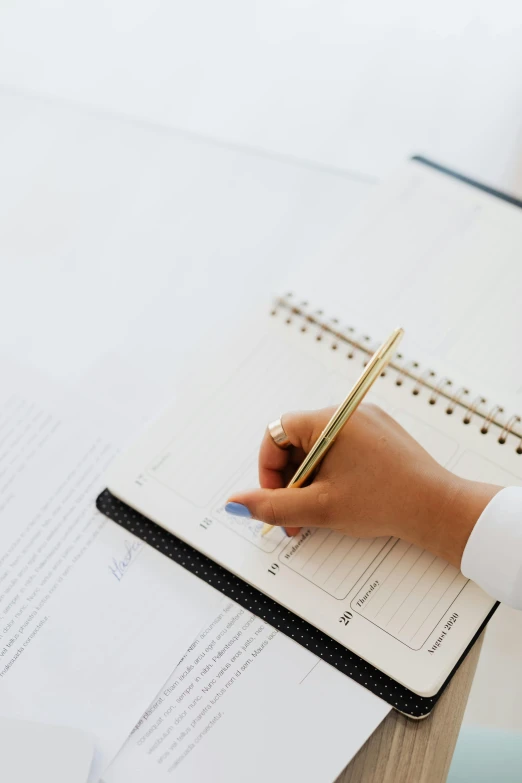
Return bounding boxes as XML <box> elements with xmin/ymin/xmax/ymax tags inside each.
<box><xmin>267</xmin><ymin>418</ymin><xmax>291</xmax><ymax>449</ymax></box>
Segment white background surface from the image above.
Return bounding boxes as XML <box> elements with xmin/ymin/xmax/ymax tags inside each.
<box><xmin>1</xmin><ymin>1</ymin><xmax>522</xmax><ymax>192</ymax></box>
<box><xmin>1</xmin><ymin>0</ymin><xmax>522</xmax><ymax>758</ymax></box>
<box><xmin>0</xmin><ymin>88</ymin><xmax>371</xmax><ymax>415</ymax></box>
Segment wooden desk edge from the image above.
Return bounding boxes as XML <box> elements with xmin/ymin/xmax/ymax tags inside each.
<box><xmin>336</xmin><ymin>633</ymin><xmax>484</xmax><ymax>783</ymax></box>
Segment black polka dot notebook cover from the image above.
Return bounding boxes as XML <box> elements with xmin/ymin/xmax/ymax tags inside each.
<box><xmin>96</xmin><ymin>489</ymin><xmax>497</xmax><ymax>719</ymax></box>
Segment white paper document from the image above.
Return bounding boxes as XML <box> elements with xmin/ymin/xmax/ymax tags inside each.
<box><xmin>0</xmin><ymin>358</ymin><xmax>222</xmax><ymax>780</ymax></box>
<box><xmin>0</xmin><ymin>717</ymin><xmax>94</xmax><ymax>783</ymax></box>
<box><xmin>104</xmin><ymin>597</ymin><xmax>389</xmax><ymax>783</ymax></box>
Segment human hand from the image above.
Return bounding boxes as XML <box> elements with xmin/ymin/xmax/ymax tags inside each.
<box><xmin>226</xmin><ymin>404</ymin><xmax>501</xmax><ymax>567</ymax></box>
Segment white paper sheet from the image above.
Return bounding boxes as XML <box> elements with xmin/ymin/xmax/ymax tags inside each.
<box><xmin>0</xmin><ymin>717</ymin><xmax>94</xmax><ymax>783</ymax></box>
<box><xmin>104</xmin><ymin>598</ymin><xmax>389</xmax><ymax>783</ymax></box>
<box><xmin>0</xmin><ymin>358</ymin><xmax>222</xmax><ymax>781</ymax></box>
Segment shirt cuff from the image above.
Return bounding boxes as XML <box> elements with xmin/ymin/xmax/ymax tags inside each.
<box><xmin>461</xmin><ymin>486</ymin><xmax>522</xmax><ymax>609</ymax></box>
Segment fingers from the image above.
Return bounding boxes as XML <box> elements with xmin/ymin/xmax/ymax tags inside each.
<box><xmin>253</xmin><ymin>408</ymin><xmax>337</xmax><ymax>533</ymax></box>
<box><xmin>259</xmin><ymin>408</ymin><xmax>334</xmax><ymax>489</ymax></box>
<box><xmin>258</xmin><ymin>425</ymin><xmax>291</xmax><ymax>490</ymax></box>
<box><xmin>227</xmin><ymin>483</ymin><xmax>330</xmax><ymax>530</ymax></box>
<box><xmin>280</xmin><ymin>408</ymin><xmax>335</xmax><ymax>452</ymax></box>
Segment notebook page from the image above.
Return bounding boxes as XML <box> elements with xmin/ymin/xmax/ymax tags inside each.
<box><xmin>107</xmin><ymin>307</ymin><xmax>515</xmax><ymax>696</ymax></box>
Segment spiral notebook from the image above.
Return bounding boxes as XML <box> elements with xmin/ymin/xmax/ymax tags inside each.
<box><xmin>98</xmin><ymin>161</ymin><xmax>522</xmax><ymax>717</ymax></box>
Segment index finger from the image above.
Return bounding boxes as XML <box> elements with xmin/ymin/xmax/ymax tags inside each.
<box><xmin>258</xmin><ymin>423</ymin><xmax>293</xmax><ymax>489</ymax></box>
<box><xmin>259</xmin><ymin>409</ymin><xmax>334</xmax><ymax>489</ymax></box>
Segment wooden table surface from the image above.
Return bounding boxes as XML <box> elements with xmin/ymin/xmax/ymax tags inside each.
<box><xmin>336</xmin><ymin>634</ymin><xmax>484</xmax><ymax>783</ymax></box>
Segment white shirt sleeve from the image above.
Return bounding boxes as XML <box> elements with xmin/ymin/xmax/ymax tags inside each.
<box><xmin>461</xmin><ymin>486</ymin><xmax>522</xmax><ymax>610</ymax></box>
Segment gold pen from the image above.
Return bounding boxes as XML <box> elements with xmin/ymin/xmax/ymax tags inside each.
<box><xmin>261</xmin><ymin>326</ymin><xmax>404</xmax><ymax>537</ymax></box>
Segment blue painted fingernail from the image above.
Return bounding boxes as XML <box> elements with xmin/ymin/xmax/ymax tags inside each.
<box><xmin>225</xmin><ymin>502</ymin><xmax>252</xmax><ymax>519</ymax></box>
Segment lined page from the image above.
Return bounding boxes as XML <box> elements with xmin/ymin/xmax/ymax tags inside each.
<box><xmin>352</xmin><ymin>542</ymin><xmax>465</xmax><ymax>649</ymax></box>
<box><xmin>281</xmin><ymin>529</ymin><xmax>389</xmax><ymax>600</ymax></box>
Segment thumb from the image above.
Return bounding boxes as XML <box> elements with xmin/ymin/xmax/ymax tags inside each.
<box><xmin>225</xmin><ymin>485</ymin><xmax>327</xmax><ymax>532</ymax></box>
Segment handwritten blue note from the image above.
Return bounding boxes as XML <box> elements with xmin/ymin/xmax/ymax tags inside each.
<box><xmin>108</xmin><ymin>539</ymin><xmax>143</xmax><ymax>583</ymax></box>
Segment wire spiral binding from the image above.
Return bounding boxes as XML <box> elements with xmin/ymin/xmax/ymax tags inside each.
<box><xmin>272</xmin><ymin>293</ymin><xmax>522</xmax><ymax>455</ymax></box>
